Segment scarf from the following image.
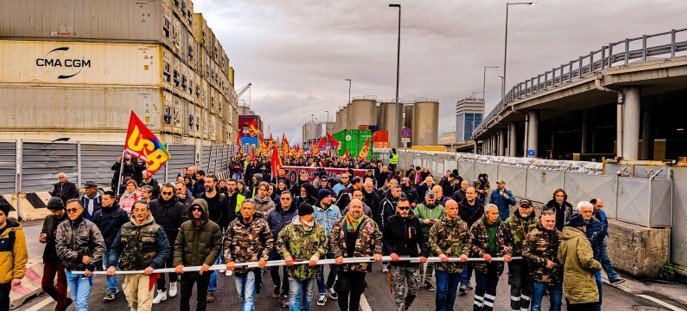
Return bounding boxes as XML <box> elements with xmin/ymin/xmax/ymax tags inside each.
<box><xmin>345</xmin><ymin>212</ymin><xmax>364</xmax><ymax>232</ymax></box>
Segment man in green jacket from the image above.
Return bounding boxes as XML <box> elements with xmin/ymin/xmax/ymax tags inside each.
<box><xmin>504</xmin><ymin>199</ymin><xmax>538</xmax><ymax>310</ymax></box>
<box><xmin>413</xmin><ymin>190</ymin><xmax>444</xmax><ymax>291</ymax></box>
<box><xmin>558</xmin><ymin>212</ymin><xmax>602</xmax><ymax>311</ymax></box>
<box><xmin>174</xmin><ymin>199</ymin><xmax>223</xmax><ymax>311</ymax></box>
<box><xmin>277</xmin><ymin>202</ymin><xmax>327</xmax><ymax>311</ymax></box>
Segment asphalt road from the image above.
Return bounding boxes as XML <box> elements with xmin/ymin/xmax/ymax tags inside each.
<box><xmin>16</xmin><ymin>221</ymin><xmax>684</xmax><ymax>311</ymax></box>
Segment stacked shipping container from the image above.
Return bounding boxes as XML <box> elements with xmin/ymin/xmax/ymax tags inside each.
<box><xmin>333</xmin><ymin>129</ymin><xmax>373</xmax><ymax>159</ymax></box>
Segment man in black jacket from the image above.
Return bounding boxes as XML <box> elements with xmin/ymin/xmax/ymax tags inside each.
<box><xmin>51</xmin><ymin>173</ymin><xmax>79</xmax><ymax>205</ymax></box>
<box><xmin>457</xmin><ymin>187</ymin><xmax>485</xmax><ymax>293</ymax></box>
<box><xmin>149</xmin><ymin>183</ymin><xmax>188</xmax><ymax>302</ymax></box>
<box><xmin>200</xmin><ymin>175</ymin><xmax>231</xmax><ymax>303</ymax></box>
<box><xmin>93</xmin><ymin>191</ymin><xmax>129</xmax><ymax>302</ymax></box>
<box><xmin>362</xmin><ymin>181</ymin><xmax>381</xmax><ymax>220</ymax></box>
<box><xmin>39</xmin><ymin>197</ymin><xmax>71</xmax><ymax>310</ymax></box>
<box><xmin>383</xmin><ymin>197</ymin><xmax>428</xmax><ymax>311</ymax></box>
<box><xmin>400</xmin><ymin>178</ymin><xmax>420</xmax><ymax>205</ymax></box>
<box><xmin>193</xmin><ymin>170</ymin><xmax>206</xmax><ymax>198</ymax></box>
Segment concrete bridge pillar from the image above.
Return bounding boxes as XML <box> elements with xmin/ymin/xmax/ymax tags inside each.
<box><xmin>499</xmin><ymin>128</ymin><xmax>506</xmax><ymax>156</ymax></box>
<box><xmin>623</xmin><ymin>87</ymin><xmax>641</xmax><ymax>160</ymax></box>
<box><xmin>509</xmin><ymin>123</ymin><xmax>518</xmax><ymax>157</ymax></box>
<box><xmin>527</xmin><ymin>111</ymin><xmax>539</xmax><ymax>157</ymax></box>
<box><xmin>581</xmin><ymin>110</ymin><xmax>590</xmax><ymax>154</ymax></box>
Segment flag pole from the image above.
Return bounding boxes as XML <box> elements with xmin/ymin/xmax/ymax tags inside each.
<box><xmin>115</xmin><ymin>150</ymin><xmax>126</xmax><ymax>197</ymax></box>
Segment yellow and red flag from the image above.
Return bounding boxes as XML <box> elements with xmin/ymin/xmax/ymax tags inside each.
<box><xmin>124</xmin><ymin>112</ymin><xmax>170</xmax><ymax>176</ymax></box>
<box><xmin>358</xmin><ymin>138</ymin><xmax>371</xmax><ymax>159</ymax></box>
<box><xmin>343</xmin><ymin>149</ymin><xmax>350</xmax><ymax>159</ymax></box>
<box><xmin>250</xmin><ymin>147</ymin><xmax>256</xmax><ymax>161</ymax></box>
<box><xmin>310</xmin><ymin>139</ymin><xmax>318</xmax><ymax>155</ymax></box>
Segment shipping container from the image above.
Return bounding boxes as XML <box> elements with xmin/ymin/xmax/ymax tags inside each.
<box><xmin>357</xmin><ymin>125</ymin><xmax>378</xmax><ymax>132</ymax></box>
<box><xmin>373</xmin><ymin>131</ymin><xmax>389</xmax><ymax>143</ymax></box>
<box><xmin>334</xmin><ymin>129</ymin><xmax>373</xmax><ymax>159</ymax></box>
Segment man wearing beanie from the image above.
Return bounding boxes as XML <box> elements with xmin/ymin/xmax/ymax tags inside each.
<box><xmin>39</xmin><ymin>197</ymin><xmax>72</xmax><ymax>310</ymax></box>
<box><xmin>558</xmin><ymin>210</ymin><xmax>602</xmax><ymax>311</ymax></box>
<box><xmin>277</xmin><ymin>202</ymin><xmax>327</xmax><ymax>311</ymax></box>
<box><xmin>174</xmin><ymin>199</ymin><xmax>223</xmax><ymax>311</ymax></box>
<box><xmin>0</xmin><ymin>203</ymin><xmax>28</xmax><ymax>311</ymax></box>
<box><xmin>313</xmin><ymin>189</ymin><xmax>341</xmax><ymax>306</ymax></box>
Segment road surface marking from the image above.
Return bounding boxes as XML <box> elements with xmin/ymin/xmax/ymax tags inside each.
<box><xmin>638</xmin><ymin>294</ymin><xmax>682</xmax><ymax>311</ymax></box>
<box><xmin>24</xmin><ymin>295</ymin><xmax>53</xmax><ymax>311</ymax></box>
<box><xmin>361</xmin><ymin>293</ymin><xmax>371</xmax><ymax>311</ymax></box>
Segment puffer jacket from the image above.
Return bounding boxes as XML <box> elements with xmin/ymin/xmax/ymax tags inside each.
<box><xmin>174</xmin><ymin>199</ymin><xmax>223</xmax><ymax>267</ymax></box>
<box><xmin>0</xmin><ymin>219</ymin><xmax>28</xmax><ymax>284</ymax></box>
<box><xmin>276</xmin><ymin>217</ymin><xmax>328</xmax><ymax>281</ymax></box>
<box><xmin>55</xmin><ymin>216</ymin><xmax>106</xmax><ymax>271</ymax></box>
<box><xmin>40</xmin><ymin>213</ymin><xmax>69</xmax><ymax>262</ymax></box>
<box><xmin>93</xmin><ymin>203</ymin><xmax>129</xmax><ymax>248</ymax></box>
<box><xmin>149</xmin><ymin>196</ymin><xmax>187</xmax><ymax>232</ymax></box>
<box><xmin>470</xmin><ymin>217</ymin><xmax>513</xmax><ymax>276</ymax></box>
<box><xmin>558</xmin><ymin>226</ymin><xmax>602</xmax><ymax>304</ymax></box>
<box><xmin>503</xmin><ymin>210</ymin><xmax>538</xmax><ymax>256</ymax></box>
<box><xmin>252</xmin><ymin>195</ymin><xmax>276</xmax><ymax>216</ymax></box>
<box><xmin>267</xmin><ymin>203</ymin><xmax>298</xmax><ymax>239</ymax></box>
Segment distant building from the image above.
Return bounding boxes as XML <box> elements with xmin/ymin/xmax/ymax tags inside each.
<box><xmin>455</xmin><ymin>97</ymin><xmax>484</xmax><ymax>142</ymax></box>
<box><xmin>438</xmin><ymin>131</ymin><xmax>457</xmax><ymax>145</ymax></box>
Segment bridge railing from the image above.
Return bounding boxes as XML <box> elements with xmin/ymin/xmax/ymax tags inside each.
<box><xmin>474</xmin><ymin>28</ymin><xmax>687</xmax><ymax>137</ymax></box>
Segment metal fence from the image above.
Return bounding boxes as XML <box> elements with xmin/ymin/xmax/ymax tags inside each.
<box><xmin>474</xmin><ymin>28</ymin><xmax>687</xmax><ymax>138</ymax></box>
<box><xmin>1</xmin><ymin>140</ymin><xmax>236</xmax><ymax>195</ymax></box>
<box><xmin>398</xmin><ymin>150</ymin><xmax>673</xmax><ymax>228</ymax></box>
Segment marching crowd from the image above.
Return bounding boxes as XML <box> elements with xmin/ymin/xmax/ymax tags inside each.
<box><xmin>0</xmin><ymin>150</ymin><xmax>626</xmax><ymax>311</ymax></box>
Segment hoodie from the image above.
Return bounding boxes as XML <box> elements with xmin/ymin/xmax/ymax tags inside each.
<box><xmin>0</xmin><ymin>219</ymin><xmax>28</xmax><ymax>284</ymax></box>
<box><xmin>174</xmin><ymin>199</ymin><xmax>223</xmax><ymax>267</ymax></box>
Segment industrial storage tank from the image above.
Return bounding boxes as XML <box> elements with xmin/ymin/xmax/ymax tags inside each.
<box><xmin>348</xmin><ymin>98</ymin><xmax>377</xmax><ymax>129</ymax></box>
<box><xmin>341</xmin><ymin>105</ymin><xmax>350</xmax><ymax>131</ymax></box>
<box><xmin>404</xmin><ymin>105</ymin><xmax>414</xmax><ymax>129</ymax></box>
<box><xmin>302</xmin><ymin>122</ymin><xmax>320</xmax><ymax>144</ymax></box>
<box><xmin>412</xmin><ymin>100</ymin><xmax>439</xmax><ymax>146</ymax></box>
<box><xmin>335</xmin><ymin>109</ymin><xmax>342</xmax><ymax>133</ymax></box>
<box><xmin>376</xmin><ymin>105</ymin><xmax>382</xmax><ymax>127</ymax></box>
<box><xmin>379</xmin><ymin>102</ymin><xmax>404</xmax><ymax>147</ymax></box>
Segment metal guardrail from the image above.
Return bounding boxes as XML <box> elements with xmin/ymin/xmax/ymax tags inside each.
<box><xmin>473</xmin><ymin>28</ymin><xmax>687</xmax><ymax>138</ymax></box>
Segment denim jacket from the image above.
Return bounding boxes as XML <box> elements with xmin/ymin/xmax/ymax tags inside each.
<box><xmin>314</xmin><ymin>204</ymin><xmax>341</xmax><ymax>236</ymax></box>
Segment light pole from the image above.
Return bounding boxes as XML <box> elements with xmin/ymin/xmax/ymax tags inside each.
<box><xmin>345</xmin><ymin>78</ymin><xmax>351</xmax><ymax>103</ymax></box>
<box><xmin>503</xmin><ymin>2</ymin><xmax>536</xmax><ymax>99</ymax></box>
<box><xmin>483</xmin><ymin>66</ymin><xmax>500</xmax><ymax>101</ymax></box>
<box><xmin>389</xmin><ymin>4</ymin><xmax>401</xmax><ymax>105</ymax></box>
<box><xmin>325</xmin><ymin>110</ymin><xmax>329</xmax><ymax>123</ymax></box>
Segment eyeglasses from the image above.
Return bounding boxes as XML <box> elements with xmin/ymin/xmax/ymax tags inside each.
<box><xmin>175</xmin><ymin>188</ymin><xmax>183</xmax><ymax>191</ymax></box>
<box><xmin>66</xmin><ymin>209</ymin><xmax>79</xmax><ymax>213</ymax></box>
<box><xmin>397</xmin><ymin>206</ymin><xmax>411</xmax><ymax>211</ymax></box>
<box><xmin>162</xmin><ymin>192</ymin><xmax>173</xmax><ymax>196</ymax></box>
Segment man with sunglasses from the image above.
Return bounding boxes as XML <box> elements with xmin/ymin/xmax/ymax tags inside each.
<box><xmin>414</xmin><ymin>190</ymin><xmax>444</xmax><ymax>291</ymax></box>
<box><xmin>174</xmin><ymin>199</ymin><xmax>223</xmax><ymax>311</ymax></box>
<box><xmin>93</xmin><ymin>191</ymin><xmax>129</xmax><ymax>302</ymax></box>
<box><xmin>150</xmin><ymin>183</ymin><xmax>188</xmax><ymax>303</ymax></box>
<box><xmin>175</xmin><ymin>182</ymin><xmax>195</xmax><ymax>210</ymax></box>
<box><xmin>55</xmin><ymin>199</ymin><xmax>106</xmax><ymax>311</ymax></box>
<box><xmin>383</xmin><ymin>197</ymin><xmax>428</xmax><ymax>311</ymax></box>
<box><xmin>266</xmin><ymin>191</ymin><xmax>298</xmax><ymax>307</ymax></box>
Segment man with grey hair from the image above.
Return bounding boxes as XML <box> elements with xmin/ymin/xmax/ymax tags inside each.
<box><xmin>578</xmin><ymin>200</ymin><xmax>606</xmax><ymax>310</ymax></box>
<box><xmin>51</xmin><ymin>172</ymin><xmax>79</xmax><ymax>205</ymax></box>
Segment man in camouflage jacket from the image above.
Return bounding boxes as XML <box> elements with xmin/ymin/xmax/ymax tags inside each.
<box><xmin>503</xmin><ymin>199</ymin><xmax>538</xmax><ymax>310</ymax></box>
<box><xmin>522</xmin><ymin>209</ymin><xmax>563</xmax><ymax>311</ymax></box>
<box><xmin>470</xmin><ymin>204</ymin><xmax>513</xmax><ymax>311</ymax></box>
<box><xmin>224</xmin><ymin>199</ymin><xmax>274</xmax><ymax>311</ymax></box>
<box><xmin>428</xmin><ymin>199</ymin><xmax>470</xmax><ymax>311</ymax></box>
<box><xmin>329</xmin><ymin>199</ymin><xmax>383</xmax><ymax>311</ymax></box>
<box><xmin>277</xmin><ymin>203</ymin><xmax>327</xmax><ymax>311</ymax></box>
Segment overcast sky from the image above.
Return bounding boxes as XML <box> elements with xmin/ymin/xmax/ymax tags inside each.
<box><xmin>194</xmin><ymin>0</ymin><xmax>686</xmax><ymax>143</ymax></box>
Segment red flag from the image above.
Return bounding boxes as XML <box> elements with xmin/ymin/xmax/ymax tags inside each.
<box><xmin>124</xmin><ymin>112</ymin><xmax>170</xmax><ymax>176</ymax></box>
<box><xmin>250</xmin><ymin>147</ymin><xmax>256</xmax><ymax>161</ymax></box>
<box><xmin>326</xmin><ymin>132</ymin><xmax>340</xmax><ymax>148</ymax></box>
<box><xmin>271</xmin><ymin>145</ymin><xmax>283</xmax><ymax>179</ymax></box>
<box><xmin>317</xmin><ymin>137</ymin><xmax>328</xmax><ymax>150</ymax></box>
<box><xmin>236</xmin><ymin>130</ymin><xmax>241</xmax><ymax>146</ymax></box>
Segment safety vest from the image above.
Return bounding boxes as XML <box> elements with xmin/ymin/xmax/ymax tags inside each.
<box><xmin>390</xmin><ymin>152</ymin><xmax>399</xmax><ymax>165</ymax></box>
<box><xmin>236</xmin><ymin>193</ymin><xmax>246</xmax><ymax>213</ymax></box>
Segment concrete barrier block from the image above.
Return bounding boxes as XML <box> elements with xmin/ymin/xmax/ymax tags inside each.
<box><xmin>10</xmin><ymin>258</ymin><xmax>45</xmax><ymax>310</ymax></box>
<box><xmin>607</xmin><ymin>219</ymin><xmax>670</xmax><ymax>277</ymax></box>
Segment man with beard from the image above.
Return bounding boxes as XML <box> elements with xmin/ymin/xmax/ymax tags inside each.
<box><xmin>362</xmin><ymin>180</ymin><xmax>381</xmax><ymax>219</ymax></box>
<box><xmin>175</xmin><ymin>182</ymin><xmax>195</xmax><ymax>211</ymax></box>
<box><xmin>225</xmin><ymin>179</ymin><xmax>244</xmax><ymax>222</ymax></box>
<box><xmin>193</xmin><ymin>170</ymin><xmax>206</xmax><ymax>198</ymax></box>
<box><xmin>39</xmin><ymin>198</ymin><xmax>71</xmax><ymax>310</ymax></box>
<box><xmin>149</xmin><ymin>183</ymin><xmax>188</xmax><ymax>303</ymax></box>
<box><xmin>200</xmin><ymin>174</ymin><xmax>231</xmax><ymax>302</ymax></box>
<box><xmin>174</xmin><ymin>199</ymin><xmax>223</xmax><ymax>311</ymax></box>
<box><xmin>413</xmin><ymin>190</ymin><xmax>444</xmax><ymax>291</ymax></box>
<box><xmin>94</xmin><ymin>191</ymin><xmax>130</xmax><ymax>302</ymax></box>
<box><xmin>400</xmin><ymin>177</ymin><xmax>420</xmax><ymax>205</ymax></box>
<box><xmin>266</xmin><ymin>191</ymin><xmax>298</xmax><ymax>308</ymax></box>
<box><xmin>106</xmin><ymin>201</ymin><xmax>171</xmax><ymax>311</ymax></box>
<box><xmin>504</xmin><ymin>199</ymin><xmax>538</xmax><ymax>310</ymax></box>
<box><xmin>313</xmin><ymin>189</ymin><xmax>341</xmax><ymax>306</ymax></box>
<box><xmin>383</xmin><ymin>197</ymin><xmax>428</xmax><ymax>311</ymax></box>
<box><xmin>329</xmin><ymin>199</ymin><xmax>383</xmax><ymax>311</ymax></box>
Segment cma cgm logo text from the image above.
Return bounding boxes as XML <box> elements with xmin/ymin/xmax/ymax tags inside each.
<box><xmin>36</xmin><ymin>47</ymin><xmax>91</xmax><ymax>79</ymax></box>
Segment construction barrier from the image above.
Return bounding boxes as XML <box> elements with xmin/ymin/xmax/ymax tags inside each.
<box><xmin>10</xmin><ymin>258</ymin><xmax>45</xmax><ymax>310</ymax></box>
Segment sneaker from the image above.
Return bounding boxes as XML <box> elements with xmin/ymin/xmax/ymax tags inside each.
<box><xmin>327</xmin><ymin>287</ymin><xmax>338</xmax><ymax>300</ymax></box>
<box><xmin>169</xmin><ymin>281</ymin><xmax>178</xmax><ymax>298</ymax></box>
<box><xmin>458</xmin><ymin>283</ymin><xmax>467</xmax><ymax>295</ymax></box>
<box><xmin>317</xmin><ymin>294</ymin><xmax>327</xmax><ymax>306</ymax></box>
<box><xmin>424</xmin><ymin>282</ymin><xmax>436</xmax><ymax>291</ymax></box>
<box><xmin>103</xmin><ymin>292</ymin><xmax>116</xmax><ymax>302</ymax></box>
<box><xmin>280</xmin><ymin>295</ymin><xmax>289</xmax><ymax>308</ymax></box>
<box><xmin>382</xmin><ymin>264</ymin><xmax>389</xmax><ymax>273</ymax></box>
<box><xmin>207</xmin><ymin>292</ymin><xmax>216</xmax><ymax>303</ymax></box>
<box><xmin>273</xmin><ymin>286</ymin><xmax>281</xmax><ymax>299</ymax></box>
<box><xmin>466</xmin><ymin>282</ymin><xmax>474</xmax><ymax>290</ymax></box>
<box><xmin>152</xmin><ymin>290</ymin><xmax>167</xmax><ymax>304</ymax></box>
<box><xmin>611</xmin><ymin>278</ymin><xmax>626</xmax><ymax>284</ymax></box>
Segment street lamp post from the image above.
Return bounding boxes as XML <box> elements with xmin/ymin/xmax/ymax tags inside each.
<box><xmin>483</xmin><ymin>66</ymin><xmax>500</xmax><ymax>101</ymax></box>
<box><xmin>389</xmin><ymin>4</ymin><xmax>401</xmax><ymax>106</ymax></box>
<box><xmin>345</xmin><ymin>78</ymin><xmax>351</xmax><ymax>104</ymax></box>
<box><xmin>325</xmin><ymin>110</ymin><xmax>329</xmax><ymax>123</ymax></box>
<box><xmin>503</xmin><ymin>2</ymin><xmax>536</xmax><ymax>99</ymax></box>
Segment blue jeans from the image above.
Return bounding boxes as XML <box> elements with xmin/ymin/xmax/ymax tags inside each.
<box><xmin>234</xmin><ymin>271</ymin><xmax>256</xmax><ymax>311</ymax></box>
<box><xmin>531</xmin><ymin>282</ymin><xmax>562</xmax><ymax>311</ymax></box>
<box><xmin>65</xmin><ymin>270</ymin><xmax>93</xmax><ymax>311</ymax></box>
<box><xmin>288</xmin><ymin>277</ymin><xmax>316</xmax><ymax>311</ymax></box>
<box><xmin>459</xmin><ymin>262</ymin><xmax>473</xmax><ymax>285</ymax></box>
<box><xmin>599</xmin><ymin>238</ymin><xmax>619</xmax><ymax>281</ymax></box>
<box><xmin>208</xmin><ymin>253</ymin><xmax>224</xmax><ymax>293</ymax></box>
<box><xmin>316</xmin><ymin>252</ymin><xmax>337</xmax><ymax>294</ymax></box>
<box><xmin>594</xmin><ymin>270</ymin><xmax>603</xmax><ymax>310</ymax></box>
<box><xmin>435</xmin><ymin>270</ymin><xmax>461</xmax><ymax>311</ymax></box>
<box><xmin>103</xmin><ymin>249</ymin><xmax>118</xmax><ymax>293</ymax></box>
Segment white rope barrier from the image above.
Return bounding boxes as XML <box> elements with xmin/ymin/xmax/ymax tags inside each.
<box><xmin>71</xmin><ymin>256</ymin><xmax>522</xmax><ymax>275</ymax></box>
